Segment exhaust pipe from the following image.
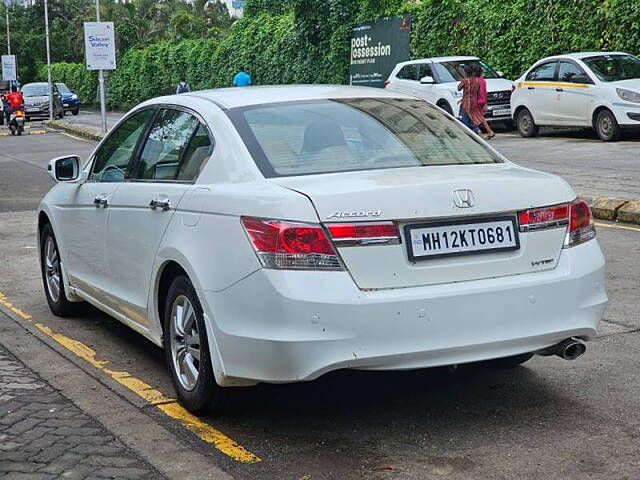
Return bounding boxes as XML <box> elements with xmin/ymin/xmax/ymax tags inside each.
<box><xmin>540</xmin><ymin>337</ymin><xmax>586</xmax><ymax>360</ymax></box>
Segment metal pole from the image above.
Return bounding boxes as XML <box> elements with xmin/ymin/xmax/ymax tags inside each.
<box><xmin>44</xmin><ymin>0</ymin><xmax>53</xmax><ymax>122</ymax></box>
<box><xmin>96</xmin><ymin>0</ymin><xmax>107</xmax><ymax>133</ymax></box>
<box><xmin>5</xmin><ymin>8</ymin><xmax>10</xmax><ymax>55</ymax></box>
<box><xmin>5</xmin><ymin>4</ymin><xmax>11</xmax><ymax>93</ymax></box>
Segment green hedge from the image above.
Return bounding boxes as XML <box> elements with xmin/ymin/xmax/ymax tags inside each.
<box><xmin>37</xmin><ymin>63</ymin><xmax>98</xmax><ymax>105</ymax></box>
<box><xmin>42</xmin><ymin>0</ymin><xmax>640</xmax><ymax>109</ymax></box>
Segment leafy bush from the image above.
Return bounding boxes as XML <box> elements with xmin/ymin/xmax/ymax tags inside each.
<box><xmin>37</xmin><ymin>63</ymin><xmax>98</xmax><ymax>105</ymax></box>
<box><xmin>42</xmin><ymin>0</ymin><xmax>640</xmax><ymax>109</ymax></box>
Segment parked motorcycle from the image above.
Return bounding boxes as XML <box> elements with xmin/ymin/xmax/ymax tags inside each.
<box><xmin>9</xmin><ymin>108</ymin><xmax>25</xmax><ymax>136</ymax></box>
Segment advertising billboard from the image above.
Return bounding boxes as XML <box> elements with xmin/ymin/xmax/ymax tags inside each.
<box><xmin>1</xmin><ymin>55</ymin><xmax>17</xmax><ymax>81</ymax></box>
<box><xmin>84</xmin><ymin>22</ymin><xmax>116</xmax><ymax>70</ymax></box>
<box><xmin>349</xmin><ymin>15</ymin><xmax>411</xmax><ymax>88</ymax></box>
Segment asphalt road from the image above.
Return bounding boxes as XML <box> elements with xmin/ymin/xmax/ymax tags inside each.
<box><xmin>1</xmin><ymin>130</ymin><xmax>640</xmax><ymax>479</ymax></box>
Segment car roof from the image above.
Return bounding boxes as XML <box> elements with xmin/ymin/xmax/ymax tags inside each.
<box><xmin>22</xmin><ymin>82</ymin><xmax>48</xmax><ymax>87</ymax></box>
<box><xmin>535</xmin><ymin>52</ymin><xmax>631</xmax><ymax>63</ymax></box>
<box><xmin>176</xmin><ymin>85</ymin><xmax>414</xmax><ymax>109</ymax></box>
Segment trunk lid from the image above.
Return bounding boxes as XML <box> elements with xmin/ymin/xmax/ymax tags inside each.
<box><xmin>273</xmin><ymin>164</ymin><xmax>575</xmax><ymax>290</ymax></box>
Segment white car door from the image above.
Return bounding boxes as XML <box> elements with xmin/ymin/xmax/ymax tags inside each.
<box><xmin>393</xmin><ymin>64</ymin><xmax>420</xmax><ymax>95</ymax></box>
<box><xmin>414</xmin><ymin>62</ymin><xmax>439</xmax><ymax>105</ymax></box>
<box><xmin>552</xmin><ymin>61</ymin><xmax>593</xmax><ymax>125</ymax></box>
<box><xmin>522</xmin><ymin>61</ymin><xmax>559</xmax><ymax>124</ymax></box>
<box><xmin>104</xmin><ymin>107</ymin><xmax>212</xmax><ymax>327</ymax></box>
<box><xmin>60</xmin><ymin>109</ymin><xmax>154</xmax><ymax>304</ymax></box>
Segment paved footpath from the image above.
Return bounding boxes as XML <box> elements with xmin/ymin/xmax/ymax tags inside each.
<box><xmin>0</xmin><ymin>345</ymin><xmax>164</xmax><ymax>480</ymax></box>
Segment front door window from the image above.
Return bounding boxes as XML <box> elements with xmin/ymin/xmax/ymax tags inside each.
<box><xmin>91</xmin><ymin>109</ymin><xmax>154</xmax><ymax>182</ymax></box>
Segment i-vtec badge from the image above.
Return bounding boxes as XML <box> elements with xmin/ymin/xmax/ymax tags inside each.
<box><xmin>326</xmin><ymin>209</ymin><xmax>382</xmax><ymax>219</ymax></box>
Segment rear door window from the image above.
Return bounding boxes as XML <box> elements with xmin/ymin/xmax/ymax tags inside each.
<box><xmin>526</xmin><ymin>62</ymin><xmax>558</xmax><ymax>81</ymax></box>
<box><xmin>397</xmin><ymin>64</ymin><xmax>418</xmax><ymax>81</ymax></box>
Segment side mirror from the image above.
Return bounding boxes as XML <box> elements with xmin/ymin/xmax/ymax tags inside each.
<box><xmin>48</xmin><ymin>155</ymin><xmax>80</xmax><ymax>182</ymax></box>
<box><xmin>496</xmin><ymin>71</ymin><xmax>504</xmax><ymax>78</ymax></box>
<box><xmin>420</xmin><ymin>75</ymin><xmax>435</xmax><ymax>85</ymax></box>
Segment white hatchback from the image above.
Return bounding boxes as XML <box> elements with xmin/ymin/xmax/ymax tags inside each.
<box><xmin>385</xmin><ymin>56</ymin><xmax>514</xmax><ymax>123</ymax></box>
<box><xmin>39</xmin><ymin>86</ymin><xmax>607</xmax><ymax>413</ymax></box>
<box><xmin>511</xmin><ymin>52</ymin><xmax>640</xmax><ymax>141</ymax></box>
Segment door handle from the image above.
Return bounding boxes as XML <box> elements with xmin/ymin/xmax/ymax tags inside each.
<box><xmin>555</xmin><ymin>87</ymin><xmax>564</xmax><ymax>92</ymax></box>
<box><xmin>149</xmin><ymin>195</ymin><xmax>171</xmax><ymax>211</ymax></box>
<box><xmin>93</xmin><ymin>194</ymin><xmax>109</xmax><ymax>208</ymax></box>
<box><xmin>527</xmin><ymin>86</ymin><xmax>535</xmax><ymax>90</ymax></box>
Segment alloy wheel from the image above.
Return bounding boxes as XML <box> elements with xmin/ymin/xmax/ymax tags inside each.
<box><xmin>599</xmin><ymin>116</ymin><xmax>613</xmax><ymax>137</ymax></box>
<box><xmin>44</xmin><ymin>236</ymin><xmax>61</xmax><ymax>303</ymax></box>
<box><xmin>170</xmin><ymin>295</ymin><xmax>201</xmax><ymax>391</ymax></box>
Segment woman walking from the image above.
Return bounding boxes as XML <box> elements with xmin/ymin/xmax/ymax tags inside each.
<box><xmin>458</xmin><ymin>65</ymin><xmax>495</xmax><ymax>140</ymax></box>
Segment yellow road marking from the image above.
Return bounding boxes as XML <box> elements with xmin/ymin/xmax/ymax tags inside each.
<box><xmin>31</xmin><ymin>323</ymin><xmax>260</xmax><ymax>463</ymax></box>
<box><xmin>595</xmin><ymin>221</ymin><xmax>640</xmax><ymax>232</ymax></box>
<box><xmin>0</xmin><ymin>291</ymin><xmax>260</xmax><ymax>463</ymax></box>
<box><xmin>0</xmin><ymin>291</ymin><xmax>32</xmax><ymax>320</ymax></box>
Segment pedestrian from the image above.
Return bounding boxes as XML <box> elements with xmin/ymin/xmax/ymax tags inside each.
<box><xmin>176</xmin><ymin>77</ymin><xmax>191</xmax><ymax>94</ymax></box>
<box><xmin>457</xmin><ymin>65</ymin><xmax>495</xmax><ymax>140</ymax></box>
<box><xmin>474</xmin><ymin>64</ymin><xmax>495</xmax><ymax>140</ymax></box>
<box><xmin>232</xmin><ymin>67</ymin><xmax>252</xmax><ymax>87</ymax></box>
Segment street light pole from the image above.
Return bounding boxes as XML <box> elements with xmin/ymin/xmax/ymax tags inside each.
<box><xmin>96</xmin><ymin>0</ymin><xmax>107</xmax><ymax>133</ymax></box>
<box><xmin>5</xmin><ymin>3</ymin><xmax>11</xmax><ymax>93</ymax></box>
<box><xmin>5</xmin><ymin>7</ymin><xmax>10</xmax><ymax>55</ymax></box>
<box><xmin>44</xmin><ymin>0</ymin><xmax>53</xmax><ymax>122</ymax></box>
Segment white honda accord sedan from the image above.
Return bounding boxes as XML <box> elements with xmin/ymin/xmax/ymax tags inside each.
<box><xmin>39</xmin><ymin>85</ymin><xmax>607</xmax><ymax>412</ymax></box>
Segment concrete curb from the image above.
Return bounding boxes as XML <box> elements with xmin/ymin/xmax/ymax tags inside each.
<box><xmin>44</xmin><ymin>119</ymin><xmax>105</xmax><ymax>141</ymax></box>
<box><xmin>44</xmin><ymin>120</ymin><xmax>640</xmax><ymax>227</ymax></box>
<box><xmin>580</xmin><ymin>195</ymin><xmax>640</xmax><ymax>226</ymax></box>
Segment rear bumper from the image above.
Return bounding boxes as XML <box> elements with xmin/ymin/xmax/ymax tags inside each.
<box><xmin>62</xmin><ymin>99</ymin><xmax>80</xmax><ymax>110</ymax></box>
<box><xmin>201</xmin><ymin>239</ymin><xmax>606</xmax><ymax>385</ymax></box>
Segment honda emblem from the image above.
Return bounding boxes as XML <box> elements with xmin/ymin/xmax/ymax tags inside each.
<box><xmin>452</xmin><ymin>189</ymin><xmax>475</xmax><ymax>208</ymax></box>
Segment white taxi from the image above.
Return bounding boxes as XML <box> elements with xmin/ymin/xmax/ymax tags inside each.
<box><xmin>511</xmin><ymin>52</ymin><xmax>640</xmax><ymax>141</ymax></box>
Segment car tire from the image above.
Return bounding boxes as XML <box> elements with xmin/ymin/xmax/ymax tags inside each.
<box><xmin>163</xmin><ymin>275</ymin><xmax>225</xmax><ymax>413</ymax></box>
<box><xmin>39</xmin><ymin>223</ymin><xmax>81</xmax><ymax>317</ymax></box>
<box><xmin>485</xmin><ymin>353</ymin><xmax>534</xmax><ymax>369</ymax></box>
<box><xmin>72</xmin><ymin>109</ymin><xmax>79</xmax><ymax>116</ymax></box>
<box><xmin>595</xmin><ymin>109</ymin><xmax>621</xmax><ymax>142</ymax></box>
<box><xmin>516</xmin><ymin>108</ymin><xmax>539</xmax><ymax>138</ymax></box>
<box><xmin>437</xmin><ymin>101</ymin><xmax>454</xmax><ymax>116</ymax></box>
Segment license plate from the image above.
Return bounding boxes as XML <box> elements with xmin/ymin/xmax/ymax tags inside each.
<box><xmin>492</xmin><ymin>108</ymin><xmax>511</xmax><ymax>116</ymax></box>
<box><xmin>63</xmin><ymin>103</ymin><xmax>69</xmax><ymax>107</ymax></box>
<box><xmin>26</xmin><ymin>107</ymin><xmax>38</xmax><ymax>112</ymax></box>
<box><xmin>405</xmin><ymin>217</ymin><xmax>520</xmax><ymax>261</ymax></box>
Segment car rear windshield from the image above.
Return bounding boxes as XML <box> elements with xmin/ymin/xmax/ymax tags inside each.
<box><xmin>22</xmin><ymin>85</ymin><xmax>49</xmax><ymax>96</ymax></box>
<box><xmin>582</xmin><ymin>54</ymin><xmax>640</xmax><ymax>82</ymax></box>
<box><xmin>432</xmin><ymin>60</ymin><xmax>501</xmax><ymax>83</ymax></box>
<box><xmin>227</xmin><ymin>98</ymin><xmax>502</xmax><ymax>178</ymax></box>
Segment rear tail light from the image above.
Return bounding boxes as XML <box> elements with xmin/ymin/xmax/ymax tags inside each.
<box><xmin>326</xmin><ymin>221</ymin><xmax>400</xmax><ymax>246</ymax></box>
<box><xmin>241</xmin><ymin>217</ymin><xmax>343</xmax><ymax>270</ymax></box>
<box><xmin>518</xmin><ymin>204</ymin><xmax>569</xmax><ymax>232</ymax></box>
<box><xmin>383</xmin><ymin>80</ymin><xmax>390</xmax><ymax>88</ymax></box>
<box><xmin>518</xmin><ymin>200</ymin><xmax>595</xmax><ymax>248</ymax></box>
<box><xmin>565</xmin><ymin>200</ymin><xmax>595</xmax><ymax>247</ymax></box>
